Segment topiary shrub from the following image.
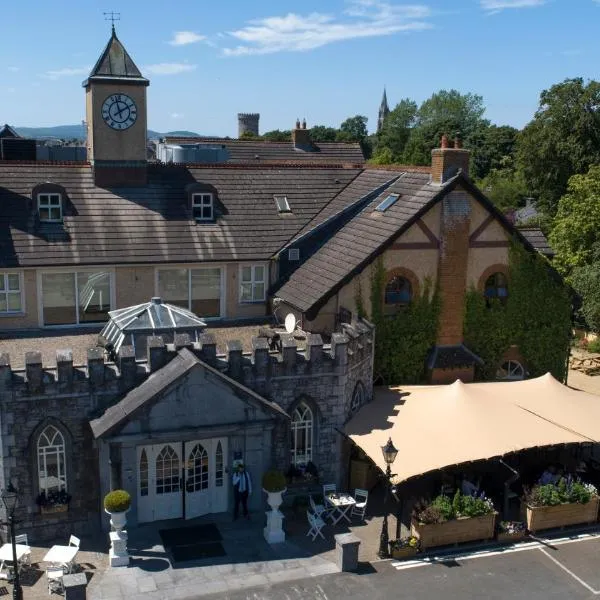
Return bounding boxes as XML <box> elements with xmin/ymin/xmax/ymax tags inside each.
<box><xmin>104</xmin><ymin>489</ymin><xmax>131</xmax><ymax>513</ymax></box>
<box><xmin>262</xmin><ymin>470</ymin><xmax>286</xmax><ymax>493</ymax></box>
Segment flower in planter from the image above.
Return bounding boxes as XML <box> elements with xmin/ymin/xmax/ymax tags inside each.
<box><xmin>525</xmin><ymin>477</ymin><xmax>597</xmax><ymax>507</ymax></box>
<box><xmin>36</xmin><ymin>490</ymin><xmax>72</xmax><ymax>507</ymax></box>
<box><xmin>413</xmin><ymin>491</ymin><xmax>495</xmax><ymax>524</ymax></box>
<box><xmin>390</xmin><ymin>536</ymin><xmax>420</xmax><ymax>551</ymax></box>
<box><xmin>499</xmin><ymin>520</ymin><xmax>526</xmax><ymax>535</ymax></box>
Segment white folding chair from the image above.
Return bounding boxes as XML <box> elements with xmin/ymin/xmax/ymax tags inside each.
<box><xmin>309</xmin><ymin>494</ymin><xmax>330</xmax><ymax>522</ymax></box>
<box><xmin>68</xmin><ymin>535</ymin><xmax>80</xmax><ymax>548</ymax></box>
<box><xmin>306</xmin><ymin>510</ymin><xmax>325</xmax><ymax>541</ymax></box>
<box><xmin>322</xmin><ymin>483</ymin><xmax>336</xmax><ymax>497</ymax></box>
<box><xmin>351</xmin><ymin>488</ymin><xmax>369</xmax><ymax>520</ymax></box>
<box><xmin>47</xmin><ymin>567</ymin><xmax>64</xmax><ymax>595</ymax></box>
<box><xmin>14</xmin><ymin>534</ymin><xmax>31</xmax><ymax>569</ymax></box>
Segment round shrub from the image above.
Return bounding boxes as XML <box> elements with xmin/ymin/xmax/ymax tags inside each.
<box><xmin>104</xmin><ymin>489</ymin><xmax>131</xmax><ymax>513</ymax></box>
<box><xmin>262</xmin><ymin>470</ymin><xmax>286</xmax><ymax>493</ymax></box>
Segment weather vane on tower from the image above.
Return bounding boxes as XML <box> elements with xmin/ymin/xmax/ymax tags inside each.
<box><xmin>103</xmin><ymin>11</ymin><xmax>121</xmax><ymax>34</ymax></box>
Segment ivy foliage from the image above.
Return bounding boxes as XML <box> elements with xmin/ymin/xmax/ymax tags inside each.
<box><xmin>464</xmin><ymin>243</ymin><xmax>572</xmax><ymax>381</ymax></box>
<box><xmin>369</xmin><ymin>257</ymin><xmax>440</xmax><ymax>384</ymax></box>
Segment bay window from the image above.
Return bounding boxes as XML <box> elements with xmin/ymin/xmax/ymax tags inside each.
<box><xmin>240</xmin><ymin>265</ymin><xmax>266</xmax><ymax>303</ymax></box>
<box><xmin>157</xmin><ymin>267</ymin><xmax>222</xmax><ymax>318</ymax></box>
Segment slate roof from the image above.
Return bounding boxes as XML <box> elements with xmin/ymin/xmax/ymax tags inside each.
<box><xmin>519</xmin><ymin>227</ymin><xmax>554</xmax><ymax>257</ymax></box>
<box><xmin>89</xmin><ymin>347</ymin><xmax>288</xmax><ymax>438</ymax></box>
<box><xmin>0</xmin><ymin>162</ymin><xmax>360</xmax><ymax>267</ymax></box>
<box><xmin>276</xmin><ymin>170</ymin><xmax>451</xmax><ymax>315</ymax></box>
<box><xmin>162</xmin><ymin>137</ymin><xmax>365</xmax><ymax>165</ymax></box>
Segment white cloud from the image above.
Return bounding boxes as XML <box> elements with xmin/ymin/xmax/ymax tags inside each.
<box><xmin>170</xmin><ymin>112</ymin><xmax>184</xmax><ymax>119</ymax></box>
<box><xmin>42</xmin><ymin>67</ymin><xmax>90</xmax><ymax>80</ymax></box>
<box><xmin>7</xmin><ymin>66</ymin><xmax>19</xmax><ymax>72</ymax></box>
<box><xmin>144</xmin><ymin>63</ymin><xmax>197</xmax><ymax>75</ymax></box>
<box><xmin>169</xmin><ymin>31</ymin><xmax>206</xmax><ymax>46</ymax></box>
<box><xmin>222</xmin><ymin>0</ymin><xmax>432</xmax><ymax>56</ymax></box>
<box><xmin>480</xmin><ymin>0</ymin><xmax>545</xmax><ymax>12</ymax></box>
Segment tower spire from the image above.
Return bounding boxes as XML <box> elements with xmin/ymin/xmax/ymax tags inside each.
<box><xmin>377</xmin><ymin>86</ymin><xmax>390</xmax><ymax>133</ymax></box>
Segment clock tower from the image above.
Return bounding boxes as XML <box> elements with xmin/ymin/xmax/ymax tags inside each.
<box><xmin>83</xmin><ymin>27</ymin><xmax>149</xmax><ymax>186</ymax></box>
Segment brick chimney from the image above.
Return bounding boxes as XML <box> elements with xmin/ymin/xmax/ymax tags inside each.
<box><xmin>291</xmin><ymin>118</ymin><xmax>311</xmax><ymax>148</ymax></box>
<box><xmin>431</xmin><ymin>134</ymin><xmax>470</xmax><ymax>184</ymax></box>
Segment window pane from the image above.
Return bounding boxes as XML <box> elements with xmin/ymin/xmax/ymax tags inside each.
<box><xmin>42</xmin><ymin>273</ymin><xmax>76</xmax><ymax>325</ymax></box>
<box><xmin>240</xmin><ymin>283</ymin><xmax>253</xmax><ymax>303</ymax></box>
<box><xmin>254</xmin><ymin>266</ymin><xmax>264</xmax><ymax>282</ymax></box>
<box><xmin>0</xmin><ymin>296</ymin><xmax>7</xmax><ymax>312</ymax></box>
<box><xmin>7</xmin><ymin>293</ymin><xmax>21</xmax><ymax>312</ymax></box>
<box><xmin>0</xmin><ymin>277</ymin><xmax>5</xmax><ymax>292</ymax></box>
<box><xmin>241</xmin><ymin>267</ymin><xmax>251</xmax><ymax>282</ymax></box>
<box><xmin>39</xmin><ymin>208</ymin><xmax>50</xmax><ymax>221</ymax></box>
<box><xmin>50</xmin><ymin>207</ymin><xmax>61</xmax><ymax>221</ymax></box>
<box><xmin>158</xmin><ymin>269</ymin><xmax>189</xmax><ymax>309</ymax></box>
<box><xmin>50</xmin><ymin>195</ymin><xmax>60</xmax><ymax>205</ymax></box>
<box><xmin>78</xmin><ymin>271</ymin><xmax>111</xmax><ymax>323</ymax></box>
<box><xmin>7</xmin><ymin>274</ymin><xmax>19</xmax><ymax>291</ymax></box>
<box><xmin>191</xmin><ymin>268</ymin><xmax>221</xmax><ymax>318</ymax></box>
<box><xmin>253</xmin><ymin>283</ymin><xmax>265</xmax><ymax>301</ymax></box>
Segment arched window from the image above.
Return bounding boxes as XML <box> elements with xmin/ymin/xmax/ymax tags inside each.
<box><xmin>186</xmin><ymin>443</ymin><xmax>209</xmax><ymax>492</ymax></box>
<box><xmin>215</xmin><ymin>441</ymin><xmax>224</xmax><ymax>488</ymax></box>
<box><xmin>384</xmin><ymin>276</ymin><xmax>412</xmax><ymax>314</ymax></box>
<box><xmin>349</xmin><ymin>382</ymin><xmax>365</xmax><ymax>417</ymax></box>
<box><xmin>484</xmin><ymin>272</ymin><xmax>508</xmax><ymax>304</ymax></box>
<box><xmin>496</xmin><ymin>360</ymin><xmax>525</xmax><ymax>381</ymax></box>
<box><xmin>139</xmin><ymin>449</ymin><xmax>149</xmax><ymax>497</ymax></box>
<box><xmin>291</xmin><ymin>402</ymin><xmax>313</xmax><ymax>466</ymax></box>
<box><xmin>37</xmin><ymin>425</ymin><xmax>67</xmax><ymax>495</ymax></box>
<box><xmin>156</xmin><ymin>445</ymin><xmax>180</xmax><ymax>494</ymax></box>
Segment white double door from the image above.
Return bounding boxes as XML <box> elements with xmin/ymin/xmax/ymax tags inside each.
<box><xmin>137</xmin><ymin>437</ymin><xmax>228</xmax><ymax>523</ymax></box>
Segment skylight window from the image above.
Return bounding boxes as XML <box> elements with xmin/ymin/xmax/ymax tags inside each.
<box><xmin>274</xmin><ymin>195</ymin><xmax>291</xmax><ymax>213</ymax></box>
<box><xmin>375</xmin><ymin>194</ymin><xmax>399</xmax><ymax>212</ymax></box>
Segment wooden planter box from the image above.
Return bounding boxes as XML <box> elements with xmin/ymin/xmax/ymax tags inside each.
<box><xmin>497</xmin><ymin>531</ymin><xmax>528</xmax><ymax>544</ymax></box>
<box><xmin>390</xmin><ymin>546</ymin><xmax>419</xmax><ymax>560</ymax></box>
<box><xmin>525</xmin><ymin>496</ymin><xmax>599</xmax><ymax>532</ymax></box>
<box><xmin>40</xmin><ymin>503</ymin><xmax>69</xmax><ymax>515</ymax></box>
<box><xmin>411</xmin><ymin>513</ymin><xmax>496</xmax><ymax>550</ymax></box>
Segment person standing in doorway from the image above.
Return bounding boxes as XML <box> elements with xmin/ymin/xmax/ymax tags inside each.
<box><xmin>232</xmin><ymin>463</ymin><xmax>252</xmax><ymax>520</ymax></box>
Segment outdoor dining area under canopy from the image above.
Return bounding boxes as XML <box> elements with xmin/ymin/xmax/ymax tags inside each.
<box><xmin>345</xmin><ymin>373</ymin><xmax>600</xmax><ymax>498</ymax></box>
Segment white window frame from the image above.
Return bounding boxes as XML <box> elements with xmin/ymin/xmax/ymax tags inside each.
<box><xmin>155</xmin><ymin>265</ymin><xmax>225</xmax><ymax>319</ymax></box>
<box><xmin>291</xmin><ymin>402</ymin><xmax>313</xmax><ymax>466</ymax></box>
<box><xmin>37</xmin><ymin>193</ymin><xmax>63</xmax><ymax>222</ymax></box>
<box><xmin>37</xmin><ymin>425</ymin><xmax>67</xmax><ymax>495</ymax></box>
<box><xmin>0</xmin><ymin>271</ymin><xmax>24</xmax><ymax>315</ymax></box>
<box><xmin>288</xmin><ymin>248</ymin><xmax>300</xmax><ymax>262</ymax></box>
<box><xmin>496</xmin><ymin>360</ymin><xmax>525</xmax><ymax>381</ymax></box>
<box><xmin>239</xmin><ymin>264</ymin><xmax>266</xmax><ymax>304</ymax></box>
<box><xmin>192</xmin><ymin>193</ymin><xmax>214</xmax><ymax>222</ymax></box>
<box><xmin>37</xmin><ymin>268</ymin><xmax>115</xmax><ymax>328</ymax></box>
<box><xmin>274</xmin><ymin>195</ymin><xmax>291</xmax><ymax>213</ymax></box>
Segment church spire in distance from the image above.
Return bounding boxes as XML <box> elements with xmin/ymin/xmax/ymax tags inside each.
<box><xmin>377</xmin><ymin>87</ymin><xmax>390</xmax><ymax>133</ymax></box>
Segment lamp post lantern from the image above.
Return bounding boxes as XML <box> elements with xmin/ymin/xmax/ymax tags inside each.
<box><xmin>1</xmin><ymin>484</ymin><xmax>22</xmax><ymax>600</ymax></box>
<box><xmin>378</xmin><ymin>437</ymin><xmax>398</xmax><ymax>559</ymax></box>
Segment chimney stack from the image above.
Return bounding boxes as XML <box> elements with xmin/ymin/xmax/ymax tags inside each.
<box><xmin>292</xmin><ymin>118</ymin><xmax>311</xmax><ymax>148</ymax></box>
<box><xmin>431</xmin><ymin>134</ymin><xmax>470</xmax><ymax>184</ymax></box>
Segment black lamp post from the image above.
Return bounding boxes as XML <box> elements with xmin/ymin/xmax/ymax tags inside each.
<box><xmin>378</xmin><ymin>437</ymin><xmax>398</xmax><ymax>559</ymax></box>
<box><xmin>2</xmin><ymin>484</ymin><xmax>22</xmax><ymax>600</ymax></box>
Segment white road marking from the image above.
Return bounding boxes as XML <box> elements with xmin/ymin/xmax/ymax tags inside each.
<box><xmin>316</xmin><ymin>584</ymin><xmax>329</xmax><ymax>599</ymax></box>
<box><xmin>539</xmin><ymin>547</ymin><xmax>600</xmax><ymax>595</ymax></box>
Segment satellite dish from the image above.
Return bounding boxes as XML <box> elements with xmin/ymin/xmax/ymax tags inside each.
<box><xmin>284</xmin><ymin>313</ymin><xmax>297</xmax><ymax>334</ymax></box>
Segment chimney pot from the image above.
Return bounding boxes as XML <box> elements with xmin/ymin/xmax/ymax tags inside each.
<box><xmin>302</xmin><ymin>118</ymin><xmax>307</xmax><ymax>130</ymax></box>
<box><xmin>295</xmin><ymin>118</ymin><xmax>301</xmax><ymax>129</ymax></box>
<box><xmin>454</xmin><ymin>136</ymin><xmax>463</xmax><ymax>149</ymax></box>
<box><xmin>440</xmin><ymin>134</ymin><xmax>449</xmax><ymax>149</ymax></box>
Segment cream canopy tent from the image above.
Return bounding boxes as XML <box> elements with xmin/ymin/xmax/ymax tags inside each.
<box><xmin>344</xmin><ymin>374</ymin><xmax>600</xmax><ymax>484</ymax></box>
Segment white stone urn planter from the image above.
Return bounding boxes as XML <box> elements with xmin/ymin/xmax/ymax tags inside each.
<box><xmin>264</xmin><ymin>488</ymin><xmax>286</xmax><ymax>512</ymax></box>
<box><xmin>104</xmin><ymin>490</ymin><xmax>132</xmax><ymax>567</ymax></box>
<box><xmin>263</xmin><ymin>487</ymin><xmax>287</xmax><ymax>544</ymax></box>
<box><xmin>105</xmin><ymin>507</ymin><xmax>129</xmax><ymax>533</ymax></box>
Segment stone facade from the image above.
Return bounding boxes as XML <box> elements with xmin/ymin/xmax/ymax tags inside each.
<box><xmin>0</xmin><ymin>319</ymin><xmax>373</xmax><ymax>542</ymax></box>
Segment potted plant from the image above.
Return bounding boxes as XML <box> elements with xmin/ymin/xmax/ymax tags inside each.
<box><xmin>36</xmin><ymin>490</ymin><xmax>72</xmax><ymax>514</ymax></box>
<box><xmin>389</xmin><ymin>536</ymin><xmax>420</xmax><ymax>560</ymax></box>
<box><xmin>262</xmin><ymin>470</ymin><xmax>287</xmax><ymax>544</ymax></box>
<box><xmin>104</xmin><ymin>489</ymin><xmax>132</xmax><ymax>533</ymax></box>
<box><xmin>497</xmin><ymin>520</ymin><xmax>528</xmax><ymax>543</ymax></box>
<box><xmin>523</xmin><ymin>478</ymin><xmax>599</xmax><ymax>532</ymax></box>
<box><xmin>411</xmin><ymin>490</ymin><xmax>497</xmax><ymax>550</ymax></box>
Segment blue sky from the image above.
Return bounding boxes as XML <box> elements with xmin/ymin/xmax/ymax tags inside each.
<box><xmin>0</xmin><ymin>0</ymin><xmax>597</xmax><ymax>135</ymax></box>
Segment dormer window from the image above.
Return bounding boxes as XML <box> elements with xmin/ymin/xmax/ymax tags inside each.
<box><xmin>38</xmin><ymin>193</ymin><xmax>62</xmax><ymax>222</ymax></box>
<box><xmin>274</xmin><ymin>195</ymin><xmax>291</xmax><ymax>213</ymax></box>
<box><xmin>192</xmin><ymin>193</ymin><xmax>213</xmax><ymax>222</ymax></box>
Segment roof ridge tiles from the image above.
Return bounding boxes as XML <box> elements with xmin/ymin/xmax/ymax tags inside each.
<box><xmin>365</xmin><ymin>164</ymin><xmax>432</xmax><ymax>173</ymax></box>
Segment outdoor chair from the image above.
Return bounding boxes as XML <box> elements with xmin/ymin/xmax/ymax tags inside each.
<box><xmin>306</xmin><ymin>510</ymin><xmax>326</xmax><ymax>541</ymax></box>
<box><xmin>351</xmin><ymin>488</ymin><xmax>369</xmax><ymax>520</ymax></box>
<box><xmin>68</xmin><ymin>535</ymin><xmax>80</xmax><ymax>548</ymax></box>
<box><xmin>322</xmin><ymin>483</ymin><xmax>336</xmax><ymax>498</ymax></box>
<box><xmin>47</xmin><ymin>567</ymin><xmax>64</xmax><ymax>595</ymax></box>
<box><xmin>309</xmin><ymin>494</ymin><xmax>330</xmax><ymax>522</ymax></box>
<box><xmin>14</xmin><ymin>534</ymin><xmax>31</xmax><ymax>569</ymax></box>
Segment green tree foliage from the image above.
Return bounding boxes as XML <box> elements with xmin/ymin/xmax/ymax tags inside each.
<box><xmin>478</xmin><ymin>165</ymin><xmax>528</xmax><ymax>213</ymax></box>
<box><xmin>517</xmin><ymin>78</ymin><xmax>600</xmax><ymax>216</ymax></box>
<box><xmin>239</xmin><ymin>130</ymin><xmax>259</xmax><ymax>139</ymax></box>
<box><xmin>464</xmin><ymin>244</ymin><xmax>572</xmax><ymax>381</ymax></box>
<box><xmin>572</xmin><ymin>249</ymin><xmax>600</xmax><ymax>333</ymax></box>
<box><xmin>309</xmin><ymin>125</ymin><xmax>339</xmax><ymax>142</ymax></box>
<box><xmin>372</xmin><ymin>99</ymin><xmax>418</xmax><ymax>163</ymax></box>
<box><xmin>469</xmin><ymin>125</ymin><xmax>519</xmax><ymax>181</ymax></box>
<box><xmin>549</xmin><ymin>165</ymin><xmax>600</xmax><ymax>273</ymax></box>
<box><xmin>338</xmin><ymin>115</ymin><xmax>368</xmax><ymax>142</ymax></box>
<box><xmin>262</xmin><ymin>129</ymin><xmax>291</xmax><ymax>142</ymax></box>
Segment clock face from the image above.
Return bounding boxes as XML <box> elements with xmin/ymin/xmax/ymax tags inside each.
<box><xmin>101</xmin><ymin>94</ymin><xmax>137</xmax><ymax>130</ymax></box>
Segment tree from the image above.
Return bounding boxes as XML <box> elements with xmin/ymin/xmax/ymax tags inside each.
<box><xmin>469</xmin><ymin>124</ymin><xmax>519</xmax><ymax>181</ymax></box>
<box><xmin>338</xmin><ymin>115</ymin><xmax>368</xmax><ymax>142</ymax></box>
<box><xmin>572</xmin><ymin>244</ymin><xmax>600</xmax><ymax>332</ymax></box>
<box><xmin>262</xmin><ymin>129</ymin><xmax>291</xmax><ymax>142</ymax></box>
<box><xmin>372</xmin><ymin>99</ymin><xmax>417</xmax><ymax>163</ymax></box>
<box><xmin>239</xmin><ymin>130</ymin><xmax>259</xmax><ymax>140</ymax></box>
<box><xmin>478</xmin><ymin>166</ymin><xmax>528</xmax><ymax>213</ymax></box>
<box><xmin>549</xmin><ymin>165</ymin><xmax>600</xmax><ymax>273</ymax></box>
<box><xmin>309</xmin><ymin>125</ymin><xmax>339</xmax><ymax>142</ymax></box>
<box><xmin>517</xmin><ymin>78</ymin><xmax>600</xmax><ymax>216</ymax></box>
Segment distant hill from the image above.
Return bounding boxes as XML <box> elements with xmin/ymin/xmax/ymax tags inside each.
<box><xmin>13</xmin><ymin>125</ymin><xmax>201</xmax><ymax>141</ymax></box>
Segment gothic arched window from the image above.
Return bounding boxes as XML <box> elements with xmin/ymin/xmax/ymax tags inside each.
<box><xmin>349</xmin><ymin>382</ymin><xmax>365</xmax><ymax>417</ymax></box>
<box><xmin>37</xmin><ymin>425</ymin><xmax>67</xmax><ymax>495</ymax></box>
<box><xmin>290</xmin><ymin>402</ymin><xmax>313</xmax><ymax>466</ymax></box>
<box><xmin>484</xmin><ymin>272</ymin><xmax>508</xmax><ymax>304</ymax></box>
<box><xmin>384</xmin><ymin>276</ymin><xmax>412</xmax><ymax>315</ymax></box>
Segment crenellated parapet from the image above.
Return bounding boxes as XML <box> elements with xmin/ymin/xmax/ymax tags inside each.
<box><xmin>0</xmin><ymin>320</ymin><xmax>374</xmax><ymax>397</ymax></box>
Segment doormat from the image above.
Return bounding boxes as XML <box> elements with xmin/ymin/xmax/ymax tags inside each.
<box><xmin>159</xmin><ymin>523</ymin><xmax>222</xmax><ymax>549</ymax></box>
<box><xmin>171</xmin><ymin>541</ymin><xmax>226</xmax><ymax>563</ymax></box>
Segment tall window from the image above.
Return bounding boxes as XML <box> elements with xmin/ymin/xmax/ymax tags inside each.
<box><xmin>157</xmin><ymin>267</ymin><xmax>222</xmax><ymax>318</ymax></box>
<box><xmin>186</xmin><ymin>444</ymin><xmax>209</xmax><ymax>492</ymax></box>
<box><xmin>37</xmin><ymin>425</ymin><xmax>67</xmax><ymax>495</ymax></box>
<box><xmin>0</xmin><ymin>273</ymin><xmax>22</xmax><ymax>313</ymax></box>
<box><xmin>484</xmin><ymin>272</ymin><xmax>508</xmax><ymax>304</ymax></box>
<box><xmin>192</xmin><ymin>193</ymin><xmax>213</xmax><ymax>221</ymax></box>
<box><xmin>384</xmin><ymin>275</ymin><xmax>411</xmax><ymax>315</ymax></box>
<box><xmin>291</xmin><ymin>402</ymin><xmax>313</xmax><ymax>466</ymax></box>
<box><xmin>156</xmin><ymin>445</ymin><xmax>180</xmax><ymax>495</ymax></box>
<box><xmin>349</xmin><ymin>382</ymin><xmax>365</xmax><ymax>417</ymax></box>
<box><xmin>41</xmin><ymin>271</ymin><xmax>112</xmax><ymax>325</ymax></box>
<box><xmin>240</xmin><ymin>265</ymin><xmax>265</xmax><ymax>303</ymax></box>
<box><xmin>38</xmin><ymin>193</ymin><xmax>62</xmax><ymax>222</ymax></box>
<box><xmin>139</xmin><ymin>449</ymin><xmax>149</xmax><ymax>497</ymax></box>
<box><xmin>215</xmin><ymin>441</ymin><xmax>224</xmax><ymax>488</ymax></box>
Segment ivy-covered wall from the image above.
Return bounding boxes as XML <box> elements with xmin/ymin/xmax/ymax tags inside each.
<box><xmin>464</xmin><ymin>242</ymin><xmax>572</xmax><ymax>381</ymax></box>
